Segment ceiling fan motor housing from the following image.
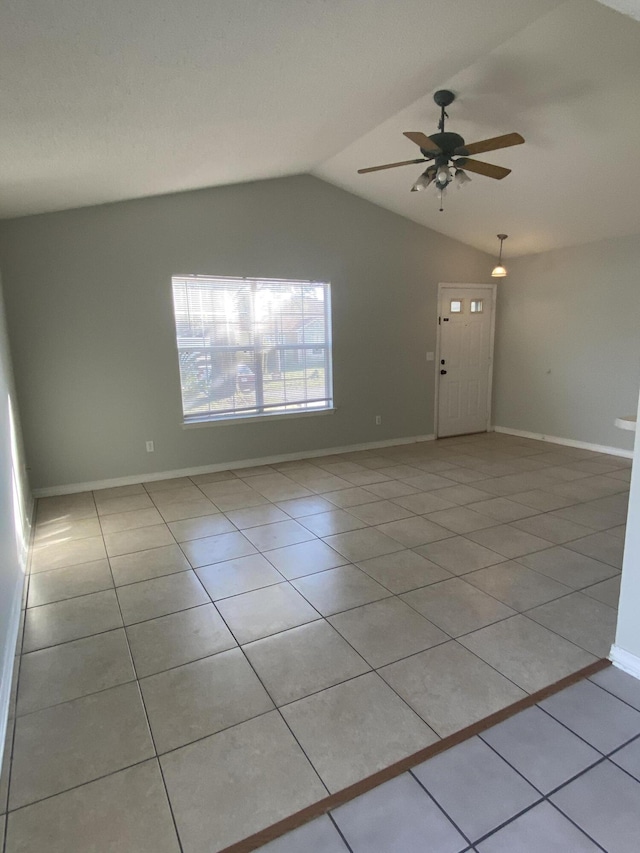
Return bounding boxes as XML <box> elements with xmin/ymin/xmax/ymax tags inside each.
<box><xmin>420</xmin><ymin>131</ymin><xmax>466</xmax><ymax>159</ymax></box>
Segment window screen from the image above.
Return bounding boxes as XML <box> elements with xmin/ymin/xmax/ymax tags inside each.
<box><xmin>171</xmin><ymin>276</ymin><xmax>333</xmax><ymax>422</ymax></box>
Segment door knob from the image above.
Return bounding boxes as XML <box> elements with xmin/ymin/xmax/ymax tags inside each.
<box><xmin>440</xmin><ymin>369</ymin><xmax>447</xmax><ymax>375</ymax></box>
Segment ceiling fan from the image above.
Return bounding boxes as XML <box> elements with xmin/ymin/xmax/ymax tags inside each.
<box><xmin>357</xmin><ymin>90</ymin><xmax>524</xmax><ymax>210</ymax></box>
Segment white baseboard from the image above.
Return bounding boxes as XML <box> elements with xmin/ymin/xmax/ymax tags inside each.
<box><xmin>33</xmin><ymin>434</ymin><xmax>437</xmax><ymax>498</ymax></box>
<box><xmin>609</xmin><ymin>645</ymin><xmax>640</xmax><ymax>681</ymax></box>
<box><xmin>0</xmin><ymin>495</ymin><xmax>32</xmax><ymax>771</ymax></box>
<box><xmin>0</xmin><ymin>572</ymin><xmax>23</xmax><ymax>770</ymax></box>
<box><xmin>493</xmin><ymin>425</ymin><xmax>633</xmax><ymax>459</ymax></box>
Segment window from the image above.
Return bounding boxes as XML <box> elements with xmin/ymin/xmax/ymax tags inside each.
<box><xmin>450</xmin><ymin>299</ymin><xmax>462</xmax><ymax>313</ymax></box>
<box><xmin>470</xmin><ymin>299</ymin><xmax>484</xmax><ymax>313</ymax></box>
<box><xmin>171</xmin><ymin>275</ymin><xmax>333</xmax><ymax>423</ymax></box>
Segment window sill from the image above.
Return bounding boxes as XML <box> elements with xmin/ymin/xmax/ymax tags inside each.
<box><xmin>181</xmin><ymin>407</ymin><xmax>336</xmax><ymax>429</ymax></box>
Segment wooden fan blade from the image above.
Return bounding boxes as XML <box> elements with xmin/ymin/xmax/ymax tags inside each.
<box><xmin>462</xmin><ymin>133</ymin><xmax>524</xmax><ymax>156</ymax></box>
<box><xmin>456</xmin><ymin>158</ymin><xmax>511</xmax><ymax>179</ymax></box>
<box><xmin>403</xmin><ymin>132</ymin><xmax>441</xmax><ymax>152</ymax></box>
<box><xmin>357</xmin><ymin>158</ymin><xmax>427</xmax><ymax>174</ymax></box>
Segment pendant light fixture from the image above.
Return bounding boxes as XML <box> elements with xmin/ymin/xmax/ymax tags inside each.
<box><xmin>491</xmin><ymin>234</ymin><xmax>508</xmax><ymax>278</ymax></box>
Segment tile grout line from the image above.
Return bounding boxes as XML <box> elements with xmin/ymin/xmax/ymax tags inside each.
<box><xmin>14</xmin><ymin>670</ymin><xmax>140</xmax><ymax>721</ymax></box>
<box><xmin>92</xmin><ymin>489</ymin><xmax>186</xmax><ymax>853</ymax></box>
<box><xmin>2</xmin><ymin>756</ymin><xmax>169</xmax><ymax>816</ymax></box>
<box><xmin>544</xmin><ymin>798</ymin><xmax>609</xmax><ymax>852</ymax></box>
<box><xmin>609</xmin><ymin>725</ymin><xmax>640</xmax><ymax>749</ymax></box>
<box><xmin>249</xmin><ymin>601</ymin><xmax>445</xmax><ymax>746</ymax></box>
<box><xmin>326</xmin><ymin>812</ymin><xmax>354</xmax><ymax>853</ymax></box>
<box><xmin>603</xmin><ymin>737</ymin><xmax>640</xmax><ymax>787</ymax></box>
<box><xmin>153</xmin><ymin>544</ymin><xmax>337</xmax><ymax>812</ymax></box>
<box><xmin>534</xmin><ymin>695</ymin><xmax>631</xmax><ymax>759</ymax></box>
<box><xmin>585</xmin><ymin>676</ymin><xmax>640</xmax><ymax>714</ymax></box>
<box><xmin>376</xmin><ymin>587</ymin><xmax>538</xmax><ymax>695</ymax></box>
<box><xmin>517</xmin><ymin>600</ymin><xmax>616</xmax><ymax>658</ymax></box>
<box><xmin>470</xmin><ymin>795</ymin><xmax>586</xmax><ymax>850</ymax></box>
<box><xmin>452</xmin><ymin>614</ymin><xmax>600</xmax><ymax>694</ymax></box>
<box><xmin>460</xmin><ymin>558</ymin><xmax>619</xmax><ymax>608</ymax></box>
<box><xmin>453</xmin><ymin>573</ymin><xmax>615</xmax><ymax>656</ymax></box>
<box><xmin>476</xmin><ymin>729</ymin><xmax>605</xmax><ymax>794</ymax></box>
<box><xmin>194</xmin><ymin>592</ymin><xmax>335</xmax><ymax>810</ymax></box>
<box><xmin>407</xmin><ymin>769</ymin><xmax>475</xmax><ymax>848</ymax></box>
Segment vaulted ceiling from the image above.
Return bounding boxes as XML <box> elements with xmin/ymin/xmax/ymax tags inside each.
<box><xmin>2</xmin><ymin>0</ymin><xmax>640</xmax><ymax>255</ymax></box>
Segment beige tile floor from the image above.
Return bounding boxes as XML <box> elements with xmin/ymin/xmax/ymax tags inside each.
<box><xmin>0</xmin><ymin>432</ymin><xmax>630</xmax><ymax>852</ymax></box>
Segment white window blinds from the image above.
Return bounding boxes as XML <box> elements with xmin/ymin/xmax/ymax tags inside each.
<box><xmin>171</xmin><ymin>276</ymin><xmax>333</xmax><ymax>422</ymax></box>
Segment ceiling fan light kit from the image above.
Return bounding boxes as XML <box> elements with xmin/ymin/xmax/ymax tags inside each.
<box><xmin>357</xmin><ymin>90</ymin><xmax>524</xmax><ymax>210</ymax></box>
<box><xmin>491</xmin><ymin>234</ymin><xmax>508</xmax><ymax>278</ymax></box>
<box><xmin>411</xmin><ymin>168</ymin><xmax>435</xmax><ymax>192</ymax></box>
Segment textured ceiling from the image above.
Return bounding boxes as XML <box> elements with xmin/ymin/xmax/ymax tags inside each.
<box><xmin>2</xmin><ymin>0</ymin><xmax>640</xmax><ymax>256</ymax></box>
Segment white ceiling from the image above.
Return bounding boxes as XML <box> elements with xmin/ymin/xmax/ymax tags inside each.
<box><xmin>2</xmin><ymin>0</ymin><xmax>640</xmax><ymax>255</ymax></box>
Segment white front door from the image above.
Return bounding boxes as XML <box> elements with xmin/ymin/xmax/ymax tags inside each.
<box><xmin>436</xmin><ymin>284</ymin><xmax>496</xmax><ymax>438</ymax></box>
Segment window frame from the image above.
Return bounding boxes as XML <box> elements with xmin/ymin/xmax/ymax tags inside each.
<box><xmin>171</xmin><ymin>275</ymin><xmax>335</xmax><ymax>426</ymax></box>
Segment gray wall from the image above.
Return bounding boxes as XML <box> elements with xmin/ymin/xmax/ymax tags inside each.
<box><xmin>0</xmin><ymin>175</ymin><xmax>492</xmax><ymax>490</ymax></box>
<box><xmin>0</xmin><ymin>273</ymin><xmax>31</xmax><ymax>750</ymax></box>
<box><xmin>493</xmin><ymin>232</ymin><xmax>640</xmax><ymax>453</ymax></box>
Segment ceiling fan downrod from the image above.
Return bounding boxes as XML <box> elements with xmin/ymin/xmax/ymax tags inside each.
<box><xmin>433</xmin><ymin>89</ymin><xmax>455</xmax><ymax>133</ymax></box>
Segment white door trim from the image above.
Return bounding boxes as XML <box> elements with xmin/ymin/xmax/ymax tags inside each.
<box><xmin>434</xmin><ymin>282</ymin><xmax>497</xmax><ymax>439</ymax></box>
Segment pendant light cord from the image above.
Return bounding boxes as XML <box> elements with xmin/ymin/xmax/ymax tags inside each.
<box><xmin>496</xmin><ymin>233</ymin><xmax>508</xmax><ymax>265</ymax></box>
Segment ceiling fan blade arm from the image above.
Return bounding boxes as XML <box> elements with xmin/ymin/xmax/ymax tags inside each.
<box><xmin>456</xmin><ymin>158</ymin><xmax>511</xmax><ymax>179</ymax></box>
<box><xmin>357</xmin><ymin>158</ymin><xmax>427</xmax><ymax>174</ymax></box>
<box><xmin>403</xmin><ymin>132</ymin><xmax>442</xmax><ymax>153</ymax></box>
<box><xmin>462</xmin><ymin>133</ymin><xmax>525</xmax><ymax>156</ymax></box>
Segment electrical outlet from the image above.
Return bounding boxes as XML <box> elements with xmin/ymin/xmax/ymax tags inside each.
<box><xmin>375</xmin><ymin>415</ymin><xmax>382</xmax><ymax>425</ymax></box>
<box><xmin>146</xmin><ymin>441</ymin><xmax>154</xmax><ymax>452</ymax></box>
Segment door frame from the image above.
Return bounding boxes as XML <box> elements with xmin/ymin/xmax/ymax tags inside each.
<box><xmin>434</xmin><ymin>282</ymin><xmax>498</xmax><ymax>439</ymax></box>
